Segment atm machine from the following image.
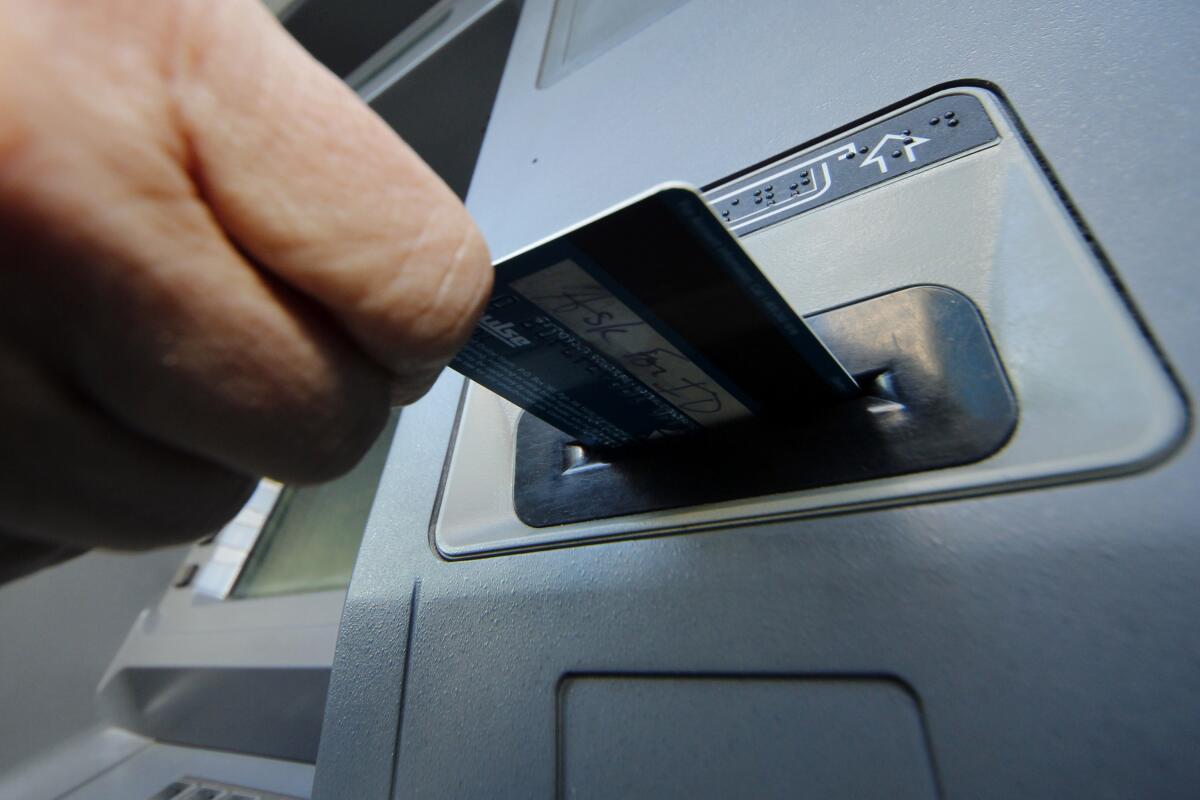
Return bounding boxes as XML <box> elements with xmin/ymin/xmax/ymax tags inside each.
<box><xmin>4</xmin><ymin>0</ymin><xmax>1197</xmax><ymax>798</ymax></box>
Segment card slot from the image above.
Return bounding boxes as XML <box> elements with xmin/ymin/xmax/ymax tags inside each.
<box><xmin>514</xmin><ymin>285</ymin><xmax>1017</xmax><ymax>528</ymax></box>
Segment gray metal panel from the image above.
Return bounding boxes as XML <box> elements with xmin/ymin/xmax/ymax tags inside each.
<box><xmin>94</xmin><ymin>415</ymin><xmax>399</xmax><ymax>762</ymax></box>
<box><xmin>101</xmin><ymin>667</ymin><xmax>330</xmax><ymax>763</ymax></box>
<box><xmin>96</xmin><ymin>582</ymin><xmax>344</xmax><ymax>763</ymax></box>
<box><xmin>538</xmin><ymin>0</ymin><xmax>693</xmax><ymax>88</ymax></box>
<box><xmin>316</xmin><ymin>1</ymin><xmax>1200</xmax><ymax>798</ymax></box>
<box><xmin>59</xmin><ymin>743</ymin><xmax>314</xmax><ymax>800</ymax></box>
<box><xmin>0</xmin><ymin>726</ymin><xmax>149</xmax><ymax>800</ymax></box>
<box><xmin>361</xmin><ymin>0</ymin><xmax>522</xmax><ymax>198</ymax></box>
<box><xmin>0</xmin><ymin>547</ymin><xmax>186</xmax><ymax>776</ymax></box>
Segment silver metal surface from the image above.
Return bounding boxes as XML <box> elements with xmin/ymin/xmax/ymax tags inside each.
<box><xmin>193</xmin><ymin>481</ymin><xmax>282</xmax><ymax>600</ymax></box>
<box><xmin>434</xmin><ymin>87</ymin><xmax>1184</xmax><ymax>556</ymax></box>
<box><xmin>0</xmin><ymin>726</ymin><xmax>150</xmax><ymax>800</ymax></box>
<box><xmin>538</xmin><ymin>0</ymin><xmax>693</xmax><ymax>88</ymax></box>
<box><xmin>348</xmin><ymin>0</ymin><xmax>507</xmax><ymax>99</ymax></box>
<box><xmin>58</xmin><ymin>743</ymin><xmax>314</xmax><ymax>800</ymax></box>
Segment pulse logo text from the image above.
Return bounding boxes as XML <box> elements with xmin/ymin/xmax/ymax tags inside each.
<box><xmin>478</xmin><ymin>314</ymin><xmax>533</xmax><ymax>348</ymax></box>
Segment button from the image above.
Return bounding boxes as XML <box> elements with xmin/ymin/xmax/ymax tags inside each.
<box><xmin>173</xmin><ymin>564</ymin><xmax>198</xmax><ymax>589</ymax></box>
<box><xmin>148</xmin><ymin>781</ymin><xmax>193</xmax><ymax>799</ymax></box>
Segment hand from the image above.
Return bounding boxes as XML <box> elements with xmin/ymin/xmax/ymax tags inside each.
<box><xmin>0</xmin><ymin>0</ymin><xmax>492</xmax><ymax>551</ymax></box>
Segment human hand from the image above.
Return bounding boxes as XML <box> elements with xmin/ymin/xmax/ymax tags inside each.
<box><xmin>0</xmin><ymin>0</ymin><xmax>492</xmax><ymax>551</ymax></box>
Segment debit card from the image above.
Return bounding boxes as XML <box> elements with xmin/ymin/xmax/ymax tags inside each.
<box><xmin>449</xmin><ymin>184</ymin><xmax>858</xmax><ymax>449</ymax></box>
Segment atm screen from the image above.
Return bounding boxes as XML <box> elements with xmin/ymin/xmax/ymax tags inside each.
<box><xmin>230</xmin><ymin>413</ymin><xmax>399</xmax><ymax>599</ymax></box>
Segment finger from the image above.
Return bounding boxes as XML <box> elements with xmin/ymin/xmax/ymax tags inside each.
<box><xmin>0</xmin><ymin>0</ymin><xmax>404</xmax><ymax>484</ymax></box>
<box><xmin>0</xmin><ymin>343</ymin><xmax>258</xmax><ymax>550</ymax></box>
<box><xmin>0</xmin><ymin>172</ymin><xmax>392</xmax><ymax>485</ymax></box>
<box><xmin>170</xmin><ymin>0</ymin><xmax>493</xmax><ymax>397</ymax></box>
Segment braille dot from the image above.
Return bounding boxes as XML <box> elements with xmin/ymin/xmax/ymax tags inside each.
<box><xmin>902</xmin><ymin>129</ymin><xmax>911</xmax><ymax>136</ymax></box>
<box><xmin>768</xmin><ymin>200</ymin><xmax>775</xmax><ymax>205</ymax></box>
<box><xmin>944</xmin><ymin>110</ymin><xmax>956</xmax><ymax>119</ymax></box>
<box><xmin>800</xmin><ymin>170</ymin><xmax>809</xmax><ymax>178</ymax></box>
<box><xmin>766</xmin><ymin>192</ymin><xmax>774</xmax><ymax>199</ymax></box>
<box><xmin>929</xmin><ymin>117</ymin><xmax>940</xmax><ymax>125</ymax></box>
<box><xmin>904</xmin><ymin>137</ymin><xmax>914</xmax><ymax>144</ymax></box>
<box><xmin>765</xmin><ymin>185</ymin><xmax>773</xmax><ymax>191</ymax></box>
<box><xmin>892</xmin><ymin>149</ymin><xmax>902</xmax><ymax>158</ymax></box>
<box><xmin>754</xmin><ymin>197</ymin><xmax>763</xmax><ymax>204</ymax></box>
<box><xmin>846</xmin><ymin>152</ymin><xmax>855</xmax><ymax>159</ymax></box>
<box><xmin>947</xmin><ymin>119</ymin><xmax>959</xmax><ymax>127</ymax></box>
<box><xmin>753</xmin><ymin>189</ymin><xmax>761</xmax><ymax>196</ymax></box>
<box><xmin>789</xmin><ymin>183</ymin><xmax>798</xmax><ymax>190</ymax></box>
<box><xmin>801</xmin><ymin>178</ymin><xmax>810</xmax><ymax>186</ymax></box>
<box><xmin>721</xmin><ymin>209</ymin><xmax>730</xmax><ymax>216</ymax></box>
<box><xmin>731</xmin><ymin>198</ymin><xmax>739</xmax><ymax>205</ymax></box>
<box><xmin>858</xmin><ymin>145</ymin><xmax>869</xmax><ymax>153</ymax></box>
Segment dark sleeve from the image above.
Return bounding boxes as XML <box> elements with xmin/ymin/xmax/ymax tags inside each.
<box><xmin>0</xmin><ymin>532</ymin><xmax>86</xmax><ymax>585</ymax></box>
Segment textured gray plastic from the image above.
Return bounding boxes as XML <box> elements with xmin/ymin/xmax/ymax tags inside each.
<box><xmin>314</xmin><ymin>1</ymin><xmax>1200</xmax><ymax>798</ymax></box>
<box><xmin>559</xmin><ymin>677</ymin><xmax>938</xmax><ymax>799</ymax></box>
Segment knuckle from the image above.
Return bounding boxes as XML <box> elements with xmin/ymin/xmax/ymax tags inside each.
<box><xmin>103</xmin><ymin>467</ymin><xmax>258</xmax><ymax>550</ymax></box>
<box><xmin>372</xmin><ymin>211</ymin><xmax>493</xmax><ymax>368</ymax></box>
<box><xmin>165</xmin><ymin>300</ymin><xmax>393</xmax><ymax>484</ymax></box>
<box><xmin>279</xmin><ymin>383</ymin><xmax>389</xmax><ymax>483</ymax></box>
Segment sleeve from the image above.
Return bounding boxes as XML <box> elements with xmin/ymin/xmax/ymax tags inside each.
<box><xmin>0</xmin><ymin>532</ymin><xmax>85</xmax><ymax>585</ymax></box>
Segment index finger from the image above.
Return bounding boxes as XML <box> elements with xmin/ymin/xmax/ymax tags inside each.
<box><xmin>168</xmin><ymin>0</ymin><xmax>493</xmax><ymax>399</ymax></box>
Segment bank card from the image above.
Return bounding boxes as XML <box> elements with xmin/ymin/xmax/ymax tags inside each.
<box><xmin>450</xmin><ymin>184</ymin><xmax>858</xmax><ymax>449</ymax></box>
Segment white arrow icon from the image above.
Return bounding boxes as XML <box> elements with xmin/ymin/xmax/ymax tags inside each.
<box><xmin>861</xmin><ymin>133</ymin><xmax>930</xmax><ymax>174</ymax></box>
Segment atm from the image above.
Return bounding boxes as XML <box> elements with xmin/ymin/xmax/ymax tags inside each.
<box><xmin>3</xmin><ymin>0</ymin><xmax>1196</xmax><ymax>798</ymax></box>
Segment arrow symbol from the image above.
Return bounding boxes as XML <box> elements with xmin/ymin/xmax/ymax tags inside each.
<box><xmin>861</xmin><ymin>133</ymin><xmax>930</xmax><ymax>174</ymax></box>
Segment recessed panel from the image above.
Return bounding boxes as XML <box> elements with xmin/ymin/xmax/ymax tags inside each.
<box><xmin>559</xmin><ymin>677</ymin><xmax>938</xmax><ymax>800</ymax></box>
<box><xmin>434</xmin><ymin>87</ymin><xmax>1184</xmax><ymax>557</ymax></box>
<box><xmin>539</xmin><ymin>0</ymin><xmax>693</xmax><ymax>88</ymax></box>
